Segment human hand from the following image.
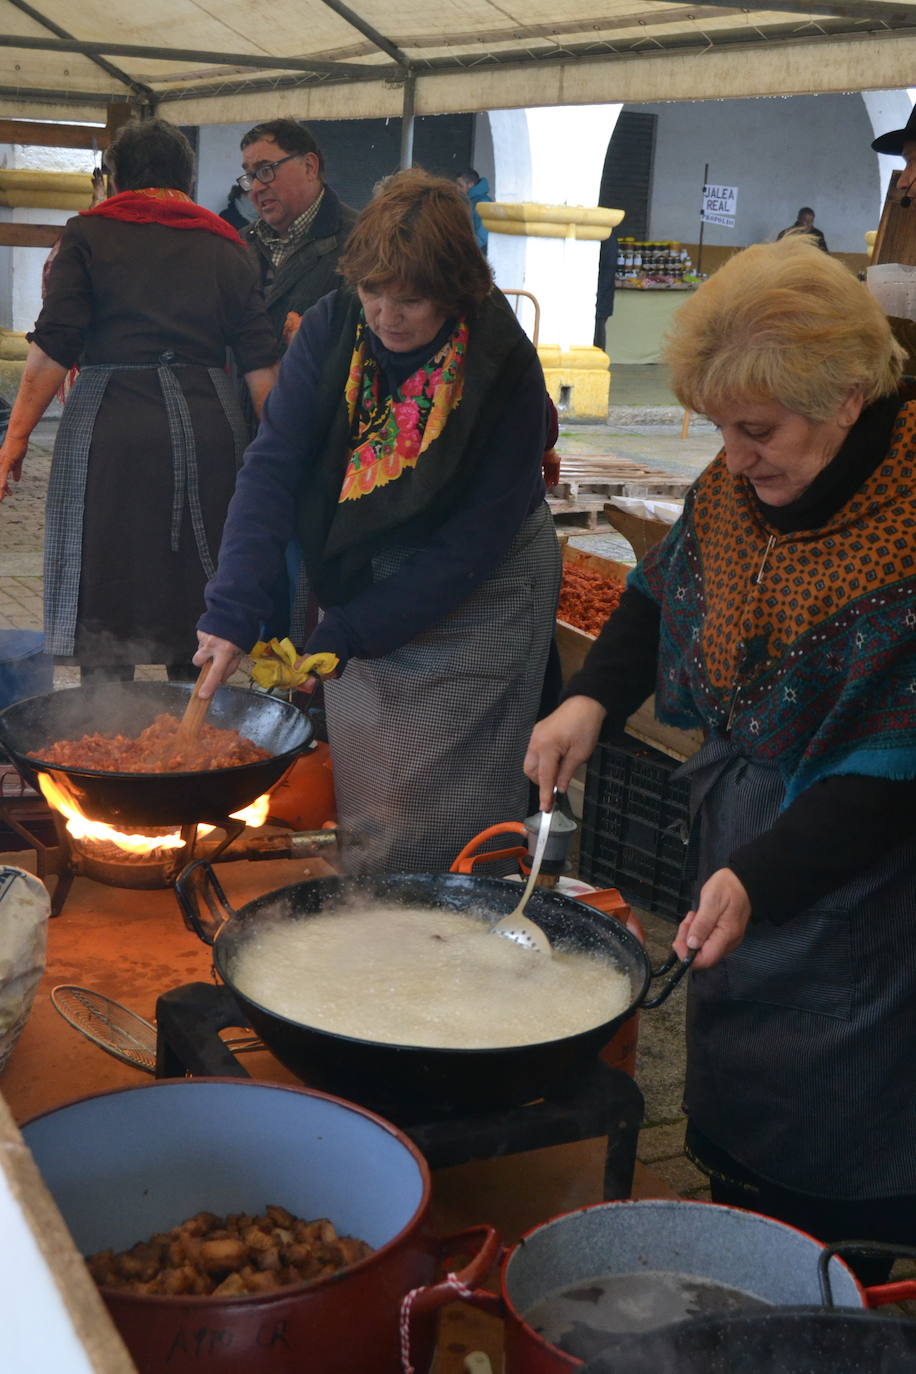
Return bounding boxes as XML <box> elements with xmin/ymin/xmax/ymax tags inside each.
<box><xmin>193</xmin><ymin>631</ymin><xmax>245</xmax><ymax>700</ymax></box>
<box><xmin>673</xmin><ymin>867</ymin><xmax>752</xmax><ymax>969</ymax></box>
<box><xmin>523</xmin><ymin>695</ymin><xmax>606</xmax><ymax>812</ymax></box>
<box><xmin>282</xmin><ymin>311</ymin><xmax>302</xmax><ymax>347</ymax></box>
<box><xmin>0</xmin><ymin>436</ymin><xmax>28</xmax><ymax>501</ymax></box>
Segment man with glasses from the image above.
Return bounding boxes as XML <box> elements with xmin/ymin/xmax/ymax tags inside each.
<box><xmin>238</xmin><ymin>118</ymin><xmax>356</xmax><ymax>348</ymax></box>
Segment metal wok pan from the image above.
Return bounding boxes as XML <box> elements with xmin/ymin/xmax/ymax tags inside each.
<box><xmin>0</xmin><ymin>681</ymin><xmax>313</xmax><ymax>826</ymax></box>
<box><xmin>176</xmin><ymin>866</ymin><xmax>691</xmax><ymax>1115</ymax></box>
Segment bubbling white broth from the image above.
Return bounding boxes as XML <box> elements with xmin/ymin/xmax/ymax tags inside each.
<box><xmin>229</xmin><ymin>902</ymin><xmax>633</xmax><ymax>1049</ymax></box>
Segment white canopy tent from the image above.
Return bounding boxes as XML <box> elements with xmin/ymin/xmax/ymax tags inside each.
<box><xmin>0</xmin><ymin>0</ymin><xmax>914</xmax><ymax>133</ymax></box>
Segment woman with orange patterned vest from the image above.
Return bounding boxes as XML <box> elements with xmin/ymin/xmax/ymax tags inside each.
<box><xmin>526</xmin><ymin>237</ymin><xmax>916</xmax><ymax>1278</ymax></box>
<box><xmin>196</xmin><ymin>169</ymin><xmax>561</xmax><ymax>871</ymax></box>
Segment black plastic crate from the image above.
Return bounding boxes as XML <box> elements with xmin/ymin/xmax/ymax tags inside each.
<box><xmin>579</xmin><ymin>734</ymin><xmax>696</xmax><ymax>923</ymax></box>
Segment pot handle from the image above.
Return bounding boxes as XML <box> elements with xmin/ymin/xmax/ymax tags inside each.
<box><xmin>641</xmin><ymin>948</ymin><xmax>697</xmax><ymax>1008</ymax></box>
<box><xmin>399</xmin><ymin>1225</ymin><xmax>502</xmax><ymax>1371</ymax></box>
<box><xmin>174</xmin><ymin>858</ymin><xmax>237</xmax><ymax>945</ymax></box>
<box><xmin>450</xmin><ymin>823</ymin><xmax>529</xmax><ymax>874</ymax></box>
<box><xmin>818</xmin><ymin>1241</ymin><xmax>916</xmax><ymax>1308</ymax></box>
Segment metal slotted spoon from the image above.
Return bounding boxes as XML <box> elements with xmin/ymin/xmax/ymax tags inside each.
<box><xmin>51</xmin><ymin>985</ymin><xmax>262</xmax><ymax>1074</ymax></box>
<box><xmin>490</xmin><ymin>792</ymin><xmax>557</xmax><ymax>955</ymax></box>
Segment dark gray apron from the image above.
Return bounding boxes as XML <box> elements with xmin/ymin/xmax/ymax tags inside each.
<box><xmin>678</xmin><ymin>734</ymin><xmax>916</xmax><ymax>1200</ymax></box>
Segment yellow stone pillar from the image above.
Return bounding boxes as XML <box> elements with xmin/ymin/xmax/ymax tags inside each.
<box><xmin>0</xmin><ymin>169</ymin><xmax>93</xmax><ymax>397</ymax></box>
<box><xmin>0</xmin><ymin>328</ymin><xmax>28</xmax><ymax>402</ymax></box>
<box><xmin>0</xmin><ymin>169</ymin><xmax>94</xmax><ymax>211</ymax></box>
<box><xmin>479</xmin><ymin>202</ymin><xmax>624</xmax><ymax>421</ymax></box>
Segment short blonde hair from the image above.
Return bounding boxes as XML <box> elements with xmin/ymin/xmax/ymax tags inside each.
<box><xmin>664</xmin><ymin>238</ymin><xmax>904</xmax><ymax>421</ymax></box>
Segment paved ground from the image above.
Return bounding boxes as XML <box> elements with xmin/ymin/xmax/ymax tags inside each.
<box><xmin>0</xmin><ymin>368</ymin><xmax>713</xmax><ymax>1198</ymax></box>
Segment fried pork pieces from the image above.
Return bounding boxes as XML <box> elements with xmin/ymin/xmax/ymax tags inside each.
<box><xmin>86</xmin><ymin>1204</ymin><xmax>373</xmax><ymax>1298</ymax></box>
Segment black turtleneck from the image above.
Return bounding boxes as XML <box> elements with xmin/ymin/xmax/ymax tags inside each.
<box><xmin>564</xmin><ymin>390</ymin><xmax>916</xmax><ymax>925</ymax></box>
<box><xmin>364</xmin><ymin>317</ymin><xmax>456</xmax><ymax>399</ymax></box>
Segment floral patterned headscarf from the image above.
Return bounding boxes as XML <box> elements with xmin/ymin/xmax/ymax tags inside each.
<box><xmin>339</xmin><ymin>316</ymin><xmax>468</xmax><ymax>503</ymax></box>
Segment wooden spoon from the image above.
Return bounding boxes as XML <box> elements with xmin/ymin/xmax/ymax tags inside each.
<box><xmin>175</xmin><ymin>662</ymin><xmax>212</xmax><ymax>742</ymax></box>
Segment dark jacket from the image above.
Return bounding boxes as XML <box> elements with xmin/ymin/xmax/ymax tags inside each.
<box><xmin>242</xmin><ymin>184</ymin><xmax>358</xmax><ymax>344</ymax></box>
<box><xmin>776</xmin><ymin>222</ymin><xmax>829</xmax><ymax>253</ymax></box>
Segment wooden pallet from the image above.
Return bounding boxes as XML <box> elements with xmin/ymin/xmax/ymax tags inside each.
<box><xmin>547</xmin><ymin>454</ymin><xmax>690</xmax><ymax>527</ymax></box>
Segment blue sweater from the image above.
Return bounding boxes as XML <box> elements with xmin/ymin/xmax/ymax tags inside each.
<box><xmin>198</xmin><ymin>290</ymin><xmax>547</xmax><ymax>667</ymax></box>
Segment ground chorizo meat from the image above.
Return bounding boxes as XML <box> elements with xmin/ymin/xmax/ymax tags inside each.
<box><xmin>37</xmin><ymin>714</ymin><xmax>270</xmax><ymax>773</ymax></box>
<box><xmin>557</xmin><ymin>564</ymin><xmax>624</xmax><ymax>637</ymax></box>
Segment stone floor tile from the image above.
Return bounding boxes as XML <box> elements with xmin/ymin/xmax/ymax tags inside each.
<box><xmin>651</xmin><ymin>1153</ymin><xmax>710</xmax><ymax>1198</ymax></box>
<box><xmin>637</xmin><ymin>1120</ymin><xmax>687</xmax><ymax>1164</ymax></box>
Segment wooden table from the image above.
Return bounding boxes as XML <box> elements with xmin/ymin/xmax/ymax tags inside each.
<box><xmin>0</xmin><ymin>850</ymin><xmax>678</xmax><ymax>1374</ymax></box>
<box><xmin>602</xmin><ymin>286</ymin><xmax>696</xmax><ymax>365</ymax></box>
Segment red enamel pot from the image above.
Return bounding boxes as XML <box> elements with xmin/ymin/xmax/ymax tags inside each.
<box><xmin>22</xmin><ymin>1079</ymin><xmax>499</xmax><ymax>1374</ymax></box>
<box><xmin>461</xmin><ymin>1199</ymin><xmax>916</xmax><ymax>1372</ymax></box>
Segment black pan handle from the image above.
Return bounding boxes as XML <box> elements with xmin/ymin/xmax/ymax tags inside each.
<box><xmin>818</xmin><ymin>1240</ymin><xmax>916</xmax><ymax>1307</ymax></box>
<box><xmin>174</xmin><ymin>859</ymin><xmax>237</xmax><ymax>945</ymax></box>
<box><xmin>641</xmin><ymin>948</ymin><xmax>696</xmax><ymax>1009</ymax></box>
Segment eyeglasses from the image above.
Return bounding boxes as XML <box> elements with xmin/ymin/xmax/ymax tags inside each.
<box><xmin>236</xmin><ymin>154</ymin><xmax>301</xmax><ymax>193</ymax></box>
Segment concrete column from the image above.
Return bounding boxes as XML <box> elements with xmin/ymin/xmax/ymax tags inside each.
<box><xmin>483</xmin><ymin>104</ymin><xmax>623</xmax><ymax>419</ymax></box>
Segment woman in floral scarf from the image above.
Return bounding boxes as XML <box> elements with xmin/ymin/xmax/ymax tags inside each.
<box><xmin>196</xmin><ymin>169</ymin><xmax>561</xmax><ymax>872</ymax></box>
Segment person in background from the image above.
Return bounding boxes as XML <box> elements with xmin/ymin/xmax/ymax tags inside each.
<box><xmin>777</xmin><ymin>205</ymin><xmax>828</xmax><ymax>252</ymax></box>
<box><xmin>194</xmin><ymin>169</ymin><xmax>561</xmax><ymax>873</ymax></box>
<box><xmin>594</xmin><ymin>227</ymin><xmax>619</xmax><ymax>350</ymax></box>
<box><xmin>525</xmin><ymin>237</ymin><xmax>916</xmax><ymax>1281</ymax></box>
<box><xmin>870</xmin><ymin>103</ymin><xmax>916</xmax><ymax>205</ymax></box>
<box><xmin>0</xmin><ymin>117</ymin><xmax>279</xmax><ymax>685</ymax></box>
<box><xmin>236</xmin><ymin>119</ymin><xmax>359</xmax><ymax>640</ymax></box>
<box><xmin>457</xmin><ymin>168</ymin><xmax>492</xmax><ymax>253</ymax></box>
<box><xmin>870</xmin><ymin>105</ymin><xmax>916</xmax><ymax>374</ymax></box>
<box><xmin>219</xmin><ymin>182</ymin><xmax>257</xmax><ymax>232</ymax></box>
<box><xmin>238</xmin><ymin>118</ymin><xmax>357</xmax><ymax>352</ymax></box>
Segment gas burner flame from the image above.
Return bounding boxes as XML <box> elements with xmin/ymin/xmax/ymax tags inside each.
<box><xmin>38</xmin><ymin>775</ymin><xmax>270</xmax><ymax>855</ymax></box>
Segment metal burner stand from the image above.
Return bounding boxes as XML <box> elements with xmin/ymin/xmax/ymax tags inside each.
<box><xmin>0</xmin><ymin>754</ymin><xmax>340</xmax><ymax>917</ymax></box>
<box><xmin>155</xmin><ymin>981</ymin><xmax>645</xmax><ymax>1199</ymax></box>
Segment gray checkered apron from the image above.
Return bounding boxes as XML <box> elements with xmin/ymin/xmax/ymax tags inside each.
<box><xmin>323</xmin><ymin>502</ymin><xmax>561</xmax><ymax>874</ymax></box>
<box><xmin>679</xmin><ymin>734</ymin><xmax>916</xmax><ymax>1199</ymax></box>
<box><xmin>44</xmin><ymin>357</ymin><xmax>245</xmax><ymax>657</ymax></box>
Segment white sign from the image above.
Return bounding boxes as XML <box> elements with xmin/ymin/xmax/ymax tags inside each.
<box><xmin>702</xmin><ymin>183</ymin><xmax>738</xmax><ymax>225</ymax></box>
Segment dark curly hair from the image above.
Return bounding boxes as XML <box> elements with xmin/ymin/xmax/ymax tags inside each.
<box><xmin>240</xmin><ymin>119</ymin><xmax>325</xmax><ymax>176</ymax></box>
<box><xmin>105</xmin><ymin>118</ymin><xmax>195</xmax><ymax>194</ymax></box>
<box><xmin>338</xmin><ymin>168</ymin><xmax>493</xmax><ymax>317</ymax></box>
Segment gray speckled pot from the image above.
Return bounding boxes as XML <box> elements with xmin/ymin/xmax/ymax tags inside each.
<box><xmin>497</xmin><ymin>1199</ymin><xmax>864</xmax><ymax>1372</ymax></box>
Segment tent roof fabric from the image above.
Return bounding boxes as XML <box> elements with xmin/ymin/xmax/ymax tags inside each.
<box><xmin>0</xmin><ymin>1</ymin><xmax>913</xmax><ymax>124</ymax></box>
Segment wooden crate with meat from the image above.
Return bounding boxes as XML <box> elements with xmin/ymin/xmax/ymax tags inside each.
<box><xmin>556</xmin><ymin>545</ymin><xmax>702</xmax><ymax>763</ymax></box>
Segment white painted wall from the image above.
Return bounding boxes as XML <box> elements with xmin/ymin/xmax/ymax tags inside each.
<box><xmin>196</xmin><ymin>122</ymin><xmax>252</xmax><ymax>216</ymax></box>
<box><xmin>635</xmin><ymin>92</ymin><xmax>880</xmax><ymax>255</ymax></box>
